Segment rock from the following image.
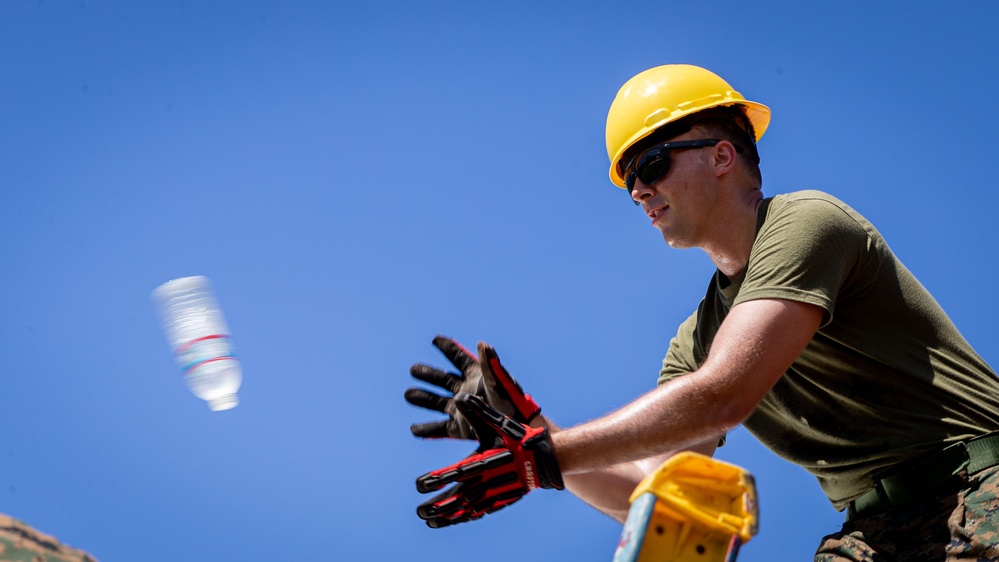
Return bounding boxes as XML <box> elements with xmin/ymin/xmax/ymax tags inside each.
<box><xmin>0</xmin><ymin>514</ymin><xmax>97</xmax><ymax>562</ymax></box>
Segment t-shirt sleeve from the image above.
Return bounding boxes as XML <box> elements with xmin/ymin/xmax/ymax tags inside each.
<box><xmin>734</xmin><ymin>195</ymin><xmax>878</xmax><ymax>327</ymax></box>
<box><xmin>659</xmin><ymin>309</ymin><xmax>728</xmax><ymax>447</ymax></box>
<box><xmin>658</xmin><ymin>310</ymin><xmax>702</xmax><ymax>385</ymax></box>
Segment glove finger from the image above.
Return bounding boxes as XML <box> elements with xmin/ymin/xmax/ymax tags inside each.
<box><xmin>435</xmin><ymin>508</ymin><xmax>484</xmax><ymax>528</ymax></box>
<box><xmin>432</xmin><ymin>335</ymin><xmax>478</xmax><ymax>376</ymax></box>
<box><xmin>417</xmin><ymin>482</ymin><xmax>466</xmax><ymax>520</ymax></box>
<box><xmin>410</xmin><ymin>417</ymin><xmax>478</xmax><ymax>440</ymax></box>
<box><xmin>477</xmin><ymin>342</ymin><xmax>518</xmax><ymax>397</ymax></box>
<box><xmin>426</xmin><ymin>515</ymin><xmax>469</xmax><ymax>529</ymax></box>
<box><xmin>424</xmin><ymin>505</ymin><xmax>480</xmax><ymax>528</ymax></box>
<box><xmin>423</xmin><ymin>502</ymin><xmax>483</xmax><ymax>528</ymax></box>
<box><xmin>477</xmin><ymin>342</ymin><xmax>541</xmax><ymax>422</ymax></box>
<box><xmin>409</xmin><ymin>420</ymin><xmax>451</xmax><ymax>439</ymax></box>
<box><xmin>425</xmin><ymin>484</ymin><xmax>524</xmax><ymax>527</ymax></box>
<box><xmin>410</xmin><ymin>364</ymin><xmax>464</xmax><ymax>393</ymax></box>
<box><xmin>469</xmin><ymin>491</ymin><xmax>524</xmax><ymax>518</ymax></box>
<box><xmin>416</xmin><ymin>447</ymin><xmax>514</xmax><ymax>493</ymax></box>
<box><xmin>416</xmin><ymin>461</ymin><xmax>526</xmax><ymax>527</ymax></box>
<box><xmin>459</xmin><ymin>470</ymin><xmax>521</xmax><ymax>505</ymax></box>
<box><xmin>404</xmin><ymin>388</ymin><xmax>451</xmax><ymax>413</ymax></box>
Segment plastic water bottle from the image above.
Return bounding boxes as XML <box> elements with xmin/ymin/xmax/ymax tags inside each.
<box><xmin>152</xmin><ymin>276</ymin><xmax>242</xmax><ymax>411</ymax></box>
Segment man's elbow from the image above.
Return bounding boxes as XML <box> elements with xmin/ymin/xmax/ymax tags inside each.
<box><xmin>701</xmin><ymin>383</ymin><xmax>759</xmax><ymax>433</ymax></box>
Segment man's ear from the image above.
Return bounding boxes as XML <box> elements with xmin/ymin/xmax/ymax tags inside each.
<box><xmin>712</xmin><ymin>140</ymin><xmax>739</xmax><ymax>177</ymax></box>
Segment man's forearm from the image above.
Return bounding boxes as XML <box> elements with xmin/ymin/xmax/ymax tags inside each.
<box><xmin>543</xmin><ymin>414</ymin><xmax>720</xmax><ymax>523</ymax></box>
<box><xmin>551</xmin><ymin>299</ymin><xmax>824</xmax><ymax>475</ymax></box>
<box><xmin>539</xmin><ymin>415</ymin><xmax>643</xmax><ymax>520</ymax></box>
<box><xmin>562</xmin><ymin>456</ymin><xmax>672</xmax><ymax>523</ymax></box>
<box><xmin>551</xmin><ymin>373</ymin><xmax>737</xmax><ymax>474</ymax></box>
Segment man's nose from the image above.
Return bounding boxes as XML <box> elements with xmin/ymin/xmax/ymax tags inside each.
<box><xmin>631</xmin><ymin>180</ymin><xmax>655</xmax><ymax>205</ymax></box>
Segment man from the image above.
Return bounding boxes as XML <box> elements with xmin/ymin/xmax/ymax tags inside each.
<box><xmin>407</xmin><ymin>64</ymin><xmax>999</xmax><ymax>560</ymax></box>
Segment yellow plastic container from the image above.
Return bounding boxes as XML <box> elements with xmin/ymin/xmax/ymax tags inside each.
<box><xmin>613</xmin><ymin>452</ymin><xmax>758</xmax><ymax>562</ymax></box>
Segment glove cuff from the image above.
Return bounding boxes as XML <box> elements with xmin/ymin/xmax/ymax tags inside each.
<box><xmin>525</xmin><ymin>430</ymin><xmax>564</xmax><ymax>490</ymax></box>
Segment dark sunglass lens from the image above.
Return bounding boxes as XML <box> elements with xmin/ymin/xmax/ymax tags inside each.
<box><xmin>637</xmin><ymin>153</ymin><xmax>669</xmax><ymax>185</ymax></box>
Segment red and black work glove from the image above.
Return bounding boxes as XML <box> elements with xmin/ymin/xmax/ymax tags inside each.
<box><xmin>405</xmin><ymin>336</ymin><xmax>540</xmax><ymax>440</ymax></box>
<box><xmin>415</xmin><ymin>393</ymin><xmax>563</xmax><ymax>528</ymax></box>
<box><xmin>477</xmin><ymin>341</ymin><xmax>541</xmax><ymax>426</ymax></box>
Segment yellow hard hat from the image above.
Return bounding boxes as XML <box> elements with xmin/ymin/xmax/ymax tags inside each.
<box><xmin>606</xmin><ymin>64</ymin><xmax>771</xmax><ymax>188</ymax></box>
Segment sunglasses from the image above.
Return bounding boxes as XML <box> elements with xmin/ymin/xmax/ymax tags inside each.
<box><xmin>623</xmin><ymin>139</ymin><xmax>743</xmax><ymax>205</ymax></box>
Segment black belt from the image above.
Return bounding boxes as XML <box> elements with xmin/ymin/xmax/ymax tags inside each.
<box><xmin>847</xmin><ymin>433</ymin><xmax>999</xmax><ymax>521</ymax></box>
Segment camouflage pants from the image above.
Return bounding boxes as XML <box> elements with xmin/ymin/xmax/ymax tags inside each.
<box><xmin>815</xmin><ymin>466</ymin><xmax>999</xmax><ymax>561</ymax></box>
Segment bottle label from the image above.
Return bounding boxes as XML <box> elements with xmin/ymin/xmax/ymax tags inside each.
<box><xmin>174</xmin><ymin>334</ymin><xmax>237</xmax><ymax>375</ymax></box>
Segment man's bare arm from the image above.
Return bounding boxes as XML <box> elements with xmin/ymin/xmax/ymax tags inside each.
<box><xmin>560</xmin><ymin>437</ymin><xmax>719</xmax><ymax>523</ymax></box>
<box><xmin>552</xmin><ymin>298</ymin><xmax>824</xmax><ymax>474</ymax></box>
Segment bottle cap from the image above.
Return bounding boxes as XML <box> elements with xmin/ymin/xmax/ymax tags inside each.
<box><xmin>208</xmin><ymin>394</ymin><xmax>239</xmax><ymax>411</ymax></box>
<box><xmin>153</xmin><ymin>276</ymin><xmax>210</xmax><ymax>299</ymax></box>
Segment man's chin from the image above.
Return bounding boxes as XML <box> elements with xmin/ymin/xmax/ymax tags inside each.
<box><xmin>661</xmin><ymin>231</ymin><xmax>690</xmax><ymax>249</ymax></box>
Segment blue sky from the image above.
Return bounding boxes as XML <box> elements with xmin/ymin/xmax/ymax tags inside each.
<box><xmin>2</xmin><ymin>2</ymin><xmax>998</xmax><ymax>560</ymax></box>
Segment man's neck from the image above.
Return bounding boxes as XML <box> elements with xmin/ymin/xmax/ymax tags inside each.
<box><xmin>702</xmin><ymin>192</ymin><xmax>763</xmax><ymax>279</ymax></box>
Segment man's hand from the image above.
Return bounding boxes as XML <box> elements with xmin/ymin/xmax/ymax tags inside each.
<box><xmin>406</xmin><ymin>336</ymin><xmax>484</xmax><ymax>439</ymax></box>
<box><xmin>476</xmin><ymin>342</ymin><xmax>541</xmax><ymax>424</ymax></box>
<box><xmin>415</xmin><ymin>393</ymin><xmax>562</xmax><ymax>528</ymax></box>
<box><xmin>405</xmin><ymin>336</ymin><xmax>540</xmax><ymax>439</ymax></box>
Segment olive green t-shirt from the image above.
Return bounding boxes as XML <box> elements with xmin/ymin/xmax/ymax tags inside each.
<box><xmin>658</xmin><ymin>190</ymin><xmax>999</xmax><ymax>510</ymax></box>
